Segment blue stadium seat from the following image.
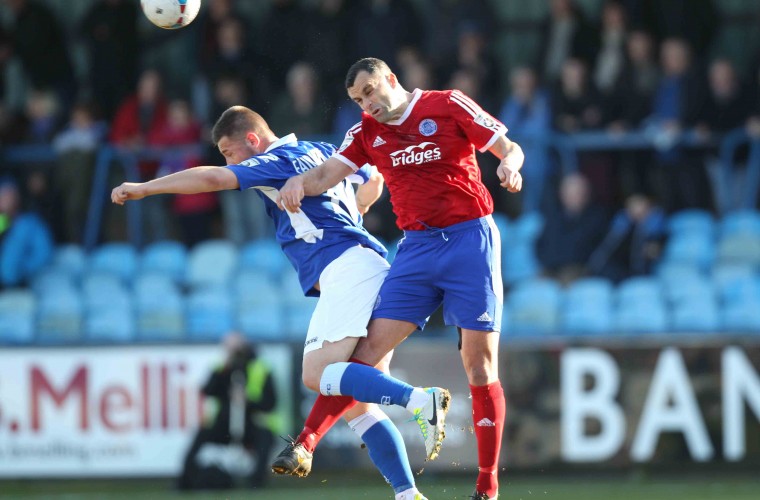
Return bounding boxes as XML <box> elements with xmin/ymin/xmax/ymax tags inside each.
<box><xmin>561</xmin><ymin>278</ymin><xmax>614</xmax><ymax>334</ymax></box>
<box><xmin>668</xmin><ymin>209</ymin><xmax>715</xmax><ymax>237</ymax></box>
<box><xmin>661</xmin><ymin>233</ymin><xmax>715</xmax><ymax>271</ymax></box>
<box><xmin>81</xmin><ymin>272</ymin><xmax>127</xmax><ymax>310</ymax></box>
<box><xmin>36</xmin><ymin>289</ymin><xmax>84</xmax><ymax>343</ymax></box>
<box><xmin>30</xmin><ymin>269</ymin><xmax>77</xmax><ymax>295</ymax></box>
<box><xmin>134</xmin><ymin>273</ymin><xmax>185</xmax><ymax>341</ymax></box>
<box><xmin>614</xmin><ymin>298</ymin><xmax>669</xmax><ymax>333</ymax></box>
<box><xmin>88</xmin><ymin>243</ymin><xmax>138</xmax><ymax>283</ymax></box>
<box><xmin>511</xmin><ymin>212</ymin><xmax>544</xmax><ymax>244</ymax></box>
<box><xmin>671</xmin><ymin>294</ymin><xmax>720</xmax><ymax>332</ymax></box>
<box><xmin>712</xmin><ymin>263</ymin><xmax>755</xmax><ymax>292</ymax></box>
<box><xmin>186</xmin><ymin>240</ymin><xmax>239</xmax><ymax>289</ymax></box>
<box><xmin>284</xmin><ymin>298</ymin><xmax>318</xmax><ymax>338</ymax></box>
<box><xmin>0</xmin><ymin>290</ymin><xmax>36</xmax><ymax>344</ymax></box>
<box><xmin>140</xmin><ymin>240</ymin><xmax>188</xmax><ymax>284</ymax></box>
<box><xmin>506</xmin><ymin>278</ymin><xmax>561</xmax><ymax>335</ymax></box>
<box><xmin>617</xmin><ymin>277</ymin><xmax>663</xmax><ymax>304</ymax></box>
<box><xmin>234</xmin><ymin>271</ymin><xmax>284</xmax><ymax>340</ymax></box>
<box><xmin>716</xmin><ymin>234</ymin><xmax>760</xmax><ymax>267</ymax></box>
<box><xmin>187</xmin><ymin>286</ymin><xmax>234</xmax><ymax>341</ymax></box>
<box><xmin>85</xmin><ymin>301</ymin><xmax>136</xmax><ymax>343</ymax></box>
<box><xmin>715</xmin><ymin>273</ymin><xmax>760</xmax><ymax>305</ymax></box>
<box><xmin>239</xmin><ymin>239</ymin><xmax>289</xmax><ymax>281</ymax></box>
<box><xmin>660</xmin><ymin>271</ymin><xmax>714</xmax><ymax>306</ymax></box>
<box><xmin>502</xmin><ymin>243</ymin><xmax>540</xmax><ymax>285</ymax></box>
<box><xmin>48</xmin><ymin>244</ymin><xmax>87</xmax><ymax>278</ymax></box>
<box><xmin>722</xmin><ymin>299</ymin><xmax>760</xmax><ymax>332</ymax></box>
<box><xmin>719</xmin><ymin>210</ymin><xmax>760</xmax><ymax>238</ymax></box>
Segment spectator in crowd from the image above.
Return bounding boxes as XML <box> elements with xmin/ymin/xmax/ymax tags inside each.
<box><xmin>268</xmin><ymin>62</ymin><xmax>331</xmax><ymax>137</ymax></box>
<box><xmin>535</xmin><ymin>0</ymin><xmax>598</xmax><ymax>84</ymax></box>
<box><xmin>178</xmin><ymin>333</ymin><xmax>277</xmax><ymax>490</ymax></box>
<box><xmin>303</xmin><ymin>0</ymin><xmax>353</xmax><ymax>106</ymax></box>
<box><xmin>536</xmin><ymin>172</ymin><xmax>608</xmax><ymax>285</ymax></box>
<box><xmin>748</xmin><ymin>63</ymin><xmax>760</xmax><ymax>138</ymax></box>
<box><xmin>697</xmin><ymin>58</ymin><xmax>749</xmax><ymax>135</ymax></box>
<box><xmin>80</xmin><ymin>0</ymin><xmax>139</xmax><ymax>120</ymax></box>
<box><xmin>51</xmin><ymin>102</ymin><xmax>107</xmax><ymax>243</ymax></box>
<box><xmin>5</xmin><ymin>0</ymin><xmax>75</xmax><ymax>114</ymax></box>
<box><xmin>637</xmin><ymin>0</ymin><xmax>718</xmax><ymax>55</ymax></box>
<box><xmin>346</xmin><ymin>0</ymin><xmax>425</xmax><ymax>69</ymax></box>
<box><xmin>498</xmin><ymin>66</ymin><xmax>552</xmax><ymax>213</ymax></box>
<box><xmin>110</xmin><ymin>68</ymin><xmax>170</xmax><ymax>242</ymax></box>
<box><xmin>0</xmin><ymin>176</ymin><xmax>53</xmax><ymax>288</ymax></box>
<box><xmin>256</xmin><ymin>0</ymin><xmax>308</xmax><ymax>90</ymax></box>
<box><xmin>588</xmin><ymin>192</ymin><xmax>666</xmax><ymax>283</ymax></box>
<box><xmin>149</xmin><ymin>99</ymin><xmax>216</xmax><ymax>247</ymax></box>
<box><xmin>439</xmin><ymin>21</ymin><xmax>500</xmax><ymax>108</ymax></box>
<box><xmin>650</xmin><ymin>38</ymin><xmax>712</xmax><ymax>212</ymax></box>
<box><xmin>607</xmin><ymin>29</ymin><xmax>660</xmax><ymax>131</ymax></box>
<box><xmin>22</xmin><ymin>89</ymin><xmax>62</xmax><ymax>144</ymax></box>
<box><xmin>593</xmin><ymin>1</ymin><xmax>629</xmax><ymax>97</ymax></box>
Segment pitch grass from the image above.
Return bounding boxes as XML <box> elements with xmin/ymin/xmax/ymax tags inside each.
<box><xmin>2</xmin><ymin>473</ymin><xmax>760</xmax><ymax>500</ymax></box>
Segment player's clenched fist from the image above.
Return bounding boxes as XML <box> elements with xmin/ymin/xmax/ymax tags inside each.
<box><xmin>276</xmin><ymin>176</ymin><xmax>305</xmax><ymax>213</ymax></box>
<box><xmin>111</xmin><ymin>182</ymin><xmax>146</xmax><ymax>205</ymax></box>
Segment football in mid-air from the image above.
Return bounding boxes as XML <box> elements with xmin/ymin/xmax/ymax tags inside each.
<box><xmin>140</xmin><ymin>0</ymin><xmax>201</xmax><ymax>30</ymax></box>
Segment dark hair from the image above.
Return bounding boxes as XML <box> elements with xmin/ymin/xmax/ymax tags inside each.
<box><xmin>211</xmin><ymin>106</ymin><xmax>270</xmax><ymax>145</ymax></box>
<box><xmin>345</xmin><ymin>57</ymin><xmax>391</xmax><ymax>88</ymax></box>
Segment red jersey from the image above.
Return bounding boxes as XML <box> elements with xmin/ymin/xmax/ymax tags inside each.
<box><xmin>333</xmin><ymin>89</ymin><xmax>506</xmax><ymax>230</ymax></box>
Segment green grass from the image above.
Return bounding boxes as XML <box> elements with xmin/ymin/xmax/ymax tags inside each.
<box><xmin>2</xmin><ymin>474</ymin><xmax>760</xmax><ymax>500</ymax></box>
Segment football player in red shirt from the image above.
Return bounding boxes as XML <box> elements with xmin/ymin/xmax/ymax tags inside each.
<box><xmin>277</xmin><ymin>58</ymin><xmax>524</xmax><ymax>500</ymax></box>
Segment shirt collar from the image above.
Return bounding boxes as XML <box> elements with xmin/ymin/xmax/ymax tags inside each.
<box><xmin>265</xmin><ymin>133</ymin><xmax>297</xmax><ymax>152</ymax></box>
<box><xmin>387</xmin><ymin>89</ymin><xmax>422</xmax><ymax>126</ymax></box>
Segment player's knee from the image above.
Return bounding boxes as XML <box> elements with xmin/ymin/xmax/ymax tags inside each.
<box><xmin>301</xmin><ymin>368</ymin><xmax>320</xmax><ymax>392</ymax></box>
<box><xmin>465</xmin><ymin>364</ymin><xmax>495</xmax><ymax>386</ymax></box>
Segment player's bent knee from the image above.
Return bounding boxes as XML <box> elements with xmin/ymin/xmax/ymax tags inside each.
<box><xmin>301</xmin><ymin>367</ymin><xmax>321</xmax><ymax>393</ymax></box>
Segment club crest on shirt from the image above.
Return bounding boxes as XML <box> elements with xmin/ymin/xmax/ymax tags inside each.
<box><xmin>418</xmin><ymin>118</ymin><xmax>438</xmax><ymax>136</ymax></box>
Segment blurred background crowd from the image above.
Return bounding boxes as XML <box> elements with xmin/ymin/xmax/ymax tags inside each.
<box><xmin>1</xmin><ymin>0</ymin><xmax>760</xmax><ymax>340</ymax></box>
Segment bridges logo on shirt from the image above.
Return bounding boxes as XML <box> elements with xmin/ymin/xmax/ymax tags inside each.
<box><xmin>389</xmin><ymin>142</ymin><xmax>442</xmax><ymax>167</ymax></box>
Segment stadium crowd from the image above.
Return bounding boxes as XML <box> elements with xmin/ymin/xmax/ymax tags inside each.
<box><xmin>1</xmin><ymin>0</ymin><xmax>759</xmax><ymax>295</ymax></box>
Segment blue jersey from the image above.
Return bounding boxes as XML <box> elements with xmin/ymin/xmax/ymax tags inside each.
<box><xmin>225</xmin><ymin>134</ymin><xmax>387</xmax><ymax>296</ymax></box>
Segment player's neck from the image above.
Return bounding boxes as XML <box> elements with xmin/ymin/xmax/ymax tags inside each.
<box><xmin>389</xmin><ymin>91</ymin><xmax>415</xmax><ymax>121</ymax></box>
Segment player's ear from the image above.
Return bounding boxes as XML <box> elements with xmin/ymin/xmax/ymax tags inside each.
<box><xmin>246</xmin><ymin>132</ymin><xmax>261</xmax><ymax>149</ymax></box>
<box><xmin>387</xmin><ymin>72</ymin><xmax>398</xmax><ymax>88</ymax></box>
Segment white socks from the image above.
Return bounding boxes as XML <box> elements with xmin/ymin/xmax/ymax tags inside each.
<box><xmin>404</xmin><ymin>387</ymin><xmax>429</xmax><ymax>413</ymax></box>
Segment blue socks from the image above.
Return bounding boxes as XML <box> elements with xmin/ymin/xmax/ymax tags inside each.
<box><xmin>349</xmin><ymin>408</ymin><xmax>414</xmax><ymax>494</ymax></box>
<box><xmin>321</xmin><ymin>362</ymin><xmax>413</xmax><ymax>407</ymax></box>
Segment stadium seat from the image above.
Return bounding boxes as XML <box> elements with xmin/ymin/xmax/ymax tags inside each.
<box><xmin>712</xmin><ymin>263</ymin><xmax>755</xmax><ymax>292</ymax></box>
<box><xmin>715</xmin><ymin>273</ymin><xmax>760</xmax><ymax>305</ymax></box>
<box><xmin>186</xmin><ymin>286</ymin><xmax>234</xmax><ymax>341</ymax></box>
<box><xmin>510</xmin><ymin>212</ymin><xmax>544</xmax><ymax>244</ymax></box>
<box><xmin>667</xmin><ymin>209</ymin><xmax>715</xmax><ymax>237</ymax></box>
<box><xmin>671</xmin><ymin>294</ymin><xmax>720</xmax><ymax>332</ymax></box>
<box><xmin>0</xmin><ymin>289</ymin><xmax>36</xmax><ymax>344</ymax></box>
<box><xmin>239</xmin><ymin>239</ymin><xmax>290</xmax><ymax>281</ymax></box>
<box><xmin>719</xmin><ymin>210</ymin><xmax>760</xmax><ymax>238</ymax></box>
<box><xmin>85</xmin><ymin>301</ymin><xmax>136</xmax><ymax>343</ymax></box>
<box><xmin>30</xmin><ymin>269</ymin><xmax>77</xmax><ymax>295</ymax></box>
<box><xmin>36</xmin><ymin>289</ymin><xmax>84</xmax><ymax>343</ymax></box>
<box><xmin>614</xmin><ymin>297</ymin><xmax>669</xmax><ymax>333</ymax></box>
<box><xmin>81</xmin><ymin>272</ymin><xmax>127</xmax><ymax>310</ymax></box>
<box><xmin>502</xmin><ymin>243</ymin><xmax>540</xmax><ymax>285</ymax></box>
<box><xmin>660</xmin><ymin>272</ymin><xmax>714</xmax><ymax>306</ymax></box>
<box><xmin>134</xmin><ymin>273</ymin><xmax>185</xmax><ymax>341</ymax></box>
<box><xmin>48</xmin><ymin>244</ymin><xmax>87</xmax><ymax>278</ymax></box>
<box><xmin>88</xmin><ymin>243</ymin><xmax>138</xmax><ymax>283</ymax></box>
<box><xmin>716</xmin><ymin>234</ymin><xmax>760</xmax><ymax>267</ymax></box>
<box><xmin>284</xmin><ymin>298</ymin><xmax>318</xmax><ymax>339</ymax></box>
<box><xmin>234</xmin><ymin>271</ymin><xmax>284</xmax><ymax>340</ymax></box>
<box><xmin>140</xmin><ymin>240</ymin><xmax>188</xmax><ymax>285</ymax></box>
<box><xmin>561</xmin><ymin>278</ymin><xmax>614</xmax><ymax>334</ymax></box>
<box><xmin>506</xmin><ymin>278</ymin><xmax>561</xmax><ymax>336</ymax></box>
<box><xmin>721</xmin><ymin>298</ymin><xmax>760</xmax><ymax>332</ymax></box>
<box><xmin>186</xmin><ymin>240</ymin><xmax>239</xmax><ymax>289</ymax></box>
<box><xmin>661</xmin><ymin>233</ymin><xmax>715</xmax><ymax>272</ymax></box>
<box><xmin>616</xmin><ymin>277</ymin><xmax>663</xmax><ymax>304</ymax></box>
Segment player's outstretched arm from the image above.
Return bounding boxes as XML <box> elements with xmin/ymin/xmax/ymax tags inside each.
<box><xmin>489</xmin><ymin>135</ymin><xmax>525</xmax><ymax>193</ymax></box>
<box><xmin>111</xmin><ymin>166</ymin><xmax>240</xmax><ymax>205</ymax></box>
<box><xmin>277</xmin><ymin>157</ymin><xmax>354</xmax><ymax>213</ymax></box>
<box><xmin>355</xmin><ymin>165</ymin><xmax>384</xmax><ymax>215</ymax></box>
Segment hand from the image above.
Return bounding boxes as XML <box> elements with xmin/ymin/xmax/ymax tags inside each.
<box><xmin>111</xmin><ymin>182</ymin><xmax>146</xmax><ymax>205</ymax></box>
<box><xmin>276</xmin><ymin>176</ymin><xmax>305</xmax><ymax>212</ymax></box>
<box><xmin>498</xmin><ymin>166</ymin><xmax>523</xmax><ymax>193</ymax></box>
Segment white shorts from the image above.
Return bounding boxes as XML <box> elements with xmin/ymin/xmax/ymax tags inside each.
<box><xmin>303</xmin><ymin>245</ymin><xmax>389</xmax><ymax>355</ymax></box>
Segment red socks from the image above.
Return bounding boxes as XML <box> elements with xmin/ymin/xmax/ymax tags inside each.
<box><xmin>470</xmin><ymin>380</ymin><xmax>506</xmax><ymax>498</ymax></box>
<box><xmin>296</xmin><ymin>358</ymin><xmax>370</xmax><ymax>453</ymax></box>
<box><xmin>297</xmin><ymin>394</ymin><xmax>357</xmax><ymax>453</ymax></box>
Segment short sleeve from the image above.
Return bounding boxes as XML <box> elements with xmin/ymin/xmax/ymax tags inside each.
<box><xmin>225</xmin><ymin>157</ymin><xmax>282</xmax><ymax>191</ymax></box>
<box><xmin>332</xmin><ymin>122</ymin><xmax>372</xmax><ymax>172</ymax></box>
<box><xmin>449</xmin><ymin>90</ymin><xmax>507</xmax><ymax>153</ymax></box>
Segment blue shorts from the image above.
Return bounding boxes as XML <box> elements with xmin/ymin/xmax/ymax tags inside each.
<box><xmin>371</xmin><ymin>215</ymin><xmax>503</xmax><ymax>332</ymax></box>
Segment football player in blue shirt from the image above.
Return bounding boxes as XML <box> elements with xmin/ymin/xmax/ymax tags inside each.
<box><xmin>111</xmin><ymin>106</ymin><xmax>448</xmax><ymax>500</ymax></box>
